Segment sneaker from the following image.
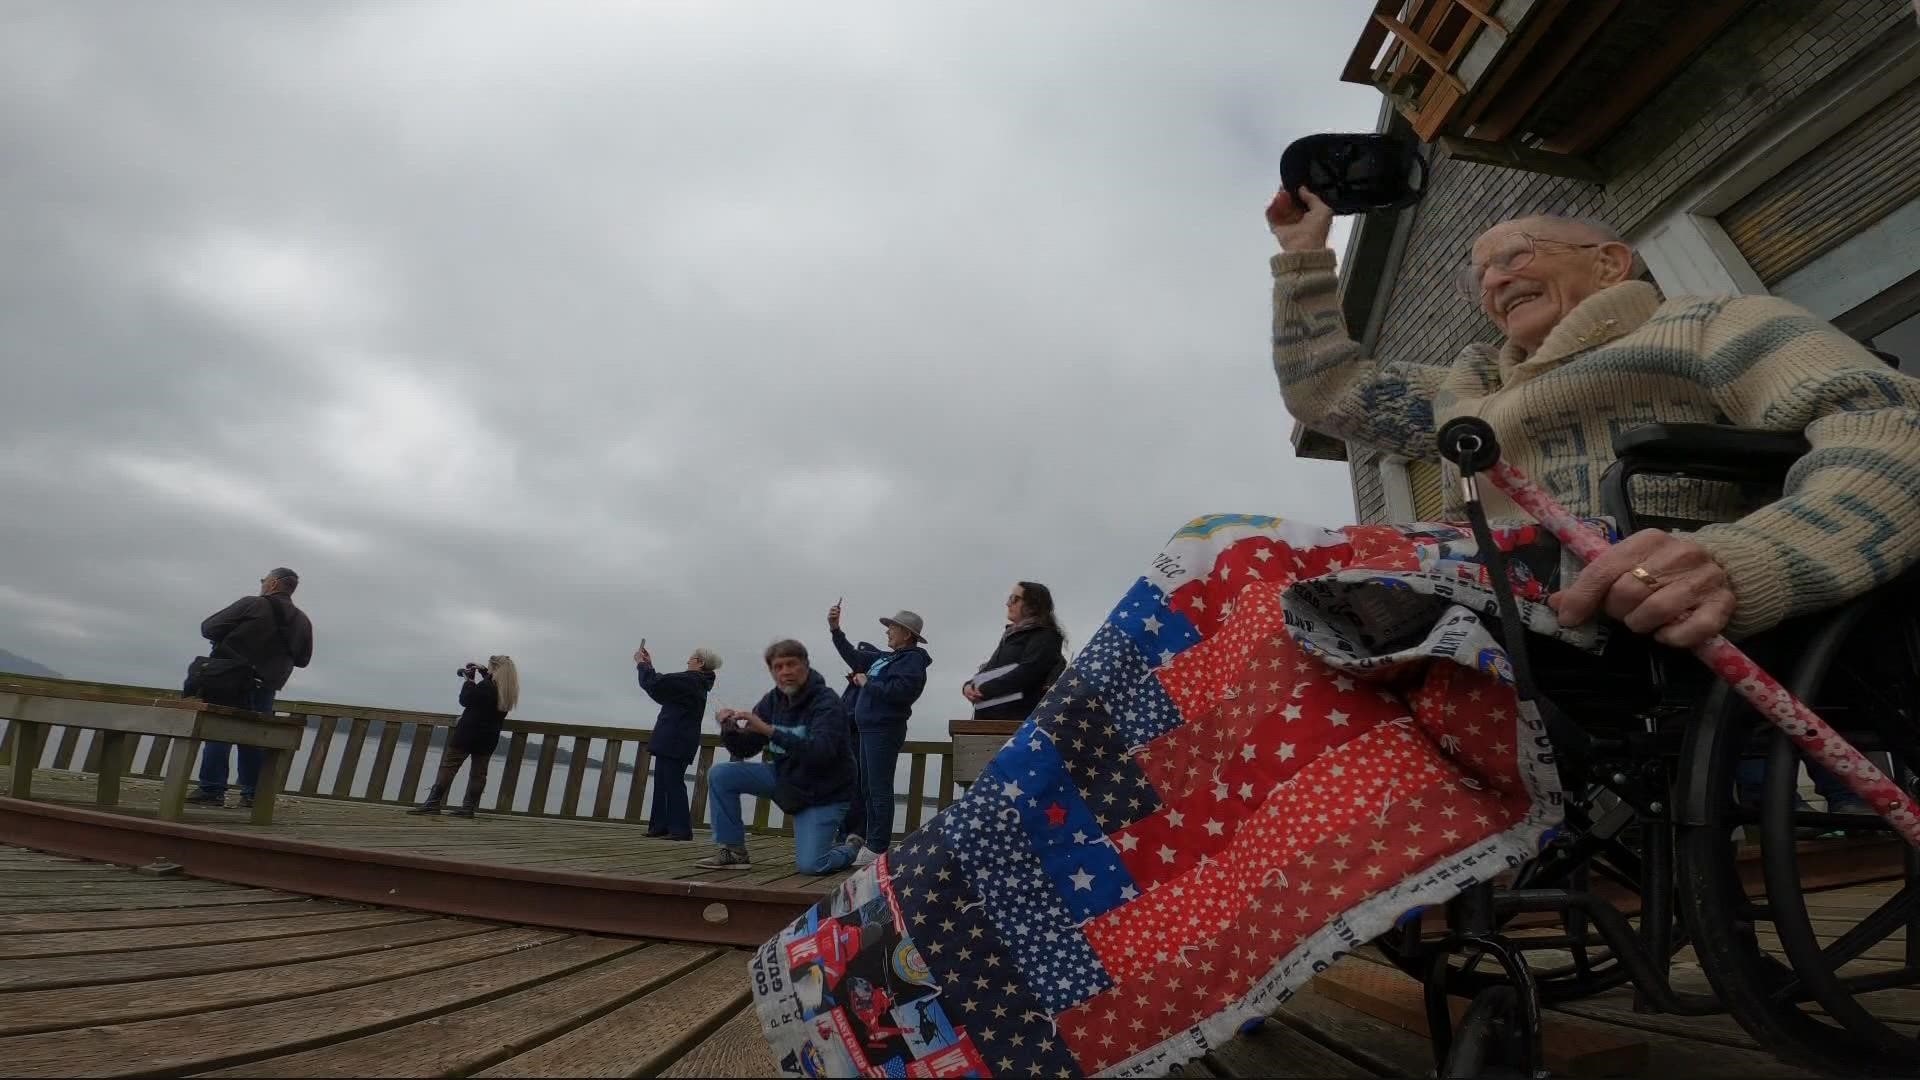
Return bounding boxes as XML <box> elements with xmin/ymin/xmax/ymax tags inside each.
<box><xmin>853</xmin><ymin>847</ymin><xmax>879</xmax><ymax>869</ymax></box>
<box><xmin>842</xmin><ymin>833</ymin><xmax>865</xmax><ymax>851</ymax></box>
<box><xmin>184</xmin><ymin>791</ymin><xmax>226</xmax><ymax>808</ymax></box>
<box><xmin>695</xmin><ymin>846</ymin><xmax>753</xmax><ymax>869</ymax></box>
<box><xmin>237</xmin><ymin>796</ymin><xmax>255</xmax><ymax>810</ymax></box>
<box><xmin>405</xmin><ymin>803</ymin><xmax>442</xmax><ymax>816</ymax></box>
<box><xmin>448</xmin><ymin>806</ymin><xmax>476</xmax><ymax>819</ymax></box>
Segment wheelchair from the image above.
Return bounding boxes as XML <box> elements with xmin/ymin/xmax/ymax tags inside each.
<box><xmin>1374</xmin><ymin>419</ymin><xmax>1920</xmax><ymax>1078</ymax></box>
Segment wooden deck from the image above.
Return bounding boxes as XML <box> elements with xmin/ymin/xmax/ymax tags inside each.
<box><xmin>1</xmin><ymin>768</ymin><xmax>1912</xmax><ymax>1076</ymax></box>
<box><xmin>0</xmin><ymin>843</ymin><xmax>775</xmax><ymax>1077</ymax></box>
<box><xmin>0</xmin><ymin>769</ymin><xmax>841</xmax><ymax>892</ymax></box>
<box><xmin>0</xmin><ymin>769</ymin><xmax>852</xmax><ymax>947</ymax></box>
<box><xmin>0</xmin><ymin>839</ymin><xmax>1882</xmax><ymax>1078</ymax></box>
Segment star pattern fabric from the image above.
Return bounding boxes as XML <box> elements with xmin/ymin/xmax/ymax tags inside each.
<box><xmin>1108</xmin><ymin>576</ymin><xmax>1203</xmax><ymax>663</ymax></box>
<box><xmin>988</xmin><ymin>725</ymin><xmax>1140</xmax><ymax>922</ymax></box>
<box><xmin>941</xmin><ymin>764</ymin><xmax>1116</xmax><ymax>1012</ymax></box>
<box><xmin>1035</xmin><ymin>686</ymin><xmax>1162</xmax><ymax>834</ymax></box>
<box><xmin>1074</xmin><ymin>622</ymin><xmax>1183</xmax><ymax>750</ymax></box>
<box><xmin>755</xmin><ymin>515</ymin><xmax>1571</xmax><ymax>1077</ymax></box>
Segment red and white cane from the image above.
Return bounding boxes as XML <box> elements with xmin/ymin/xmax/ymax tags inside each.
<box><xmin>1436</xmin><ymin>416</ymin><xmax>1920</xmax><ymax>850</ymax></box>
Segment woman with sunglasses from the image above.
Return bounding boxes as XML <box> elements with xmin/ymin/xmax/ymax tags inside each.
<box><xmin>962</xmin><ymin>581</ymin><xmax>1067</xmax><ymax>723</ymax></box>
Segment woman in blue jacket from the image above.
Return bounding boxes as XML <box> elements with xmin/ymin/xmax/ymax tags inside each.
<box><xmin>635</xmin><ymin>643</ymin><xmax>720</xmax><ymax>841</ymax></box>
<box><xmin>828</xmin><ymin>601</ymin><xmax>930</xmax><ymax>867</ymax></box>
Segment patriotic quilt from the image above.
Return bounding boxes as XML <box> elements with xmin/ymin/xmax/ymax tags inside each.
<box><xmin>752</xmin><ymin>514</ymin><xmax>1605</xmax><ymax>1077</ymax></box>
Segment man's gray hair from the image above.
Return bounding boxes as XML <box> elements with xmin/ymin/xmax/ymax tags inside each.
<box><xmin>692</xmin><ymin>647</ymin><xmax>723</xmax><ymax>672</ymax></box>
<box><xmin>763</xmin><ymin>638</ymin><xmax>809</xmax><ymax>666</ymax></box>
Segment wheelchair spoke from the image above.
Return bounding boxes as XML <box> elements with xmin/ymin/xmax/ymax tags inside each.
<box><xmin>1819</xmin><ymin>885</ymin><xmax>1920</xmax><ymax>971</ymax></box>
<box><xmin>1777</xmin><ymin>966</ymin><xmax>1920</xmax><ymax>1005</ymax></box>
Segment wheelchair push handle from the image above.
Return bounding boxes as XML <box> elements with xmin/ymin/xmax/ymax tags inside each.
<box><xmin>1459</xmin><ymin>440</ymin><xmax>1920</xmax><ymax>848</ymax></box>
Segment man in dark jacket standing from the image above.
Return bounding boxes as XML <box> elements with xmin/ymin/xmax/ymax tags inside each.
<box><xmin>635</xmin><ymin>644</ymin><xmax>721</xmax><ymax>841</ymax></box>
<box><xmin>188</xmin><ymin>568</ymin><xmax>315</xmax><ymax>809</ymax></box>
<box><xmin>697</xmin><ymin>639</ymin><xmax>857</xmax><ymax>874</ymax></box>
<box><xmin>828</xmin><ymin>602</ymin><xmax>930</xmax><ymax>867</ymax></box>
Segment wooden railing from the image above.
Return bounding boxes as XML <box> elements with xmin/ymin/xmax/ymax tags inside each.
<box><xmin>0</xmin><ymin>675</ymin><xmax>957</xmax><ymax>835</ymax></box>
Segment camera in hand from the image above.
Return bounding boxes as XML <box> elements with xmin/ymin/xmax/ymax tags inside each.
<box><xmin>457</xmin><ymin>662</ymin><xmax>489</xmax><ymax>678</ymax></box>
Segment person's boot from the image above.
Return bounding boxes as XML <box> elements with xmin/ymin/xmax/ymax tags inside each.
<box><xmin>406</xmin><ymin>785</ymin><xmax>446</xmax><ymax>815</ymax></box>
<box><xmin>448</xmin><ymin>774</ymin><xmax>485</xmax><ymax>818</ymax></box>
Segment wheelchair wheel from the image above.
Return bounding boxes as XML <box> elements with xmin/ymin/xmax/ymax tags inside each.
<box><xmin>1443</xmin><ymin>986</ymin><xmax>1535</xmax><ymax>1079</ymax></box>
<box><xmin>1677</xmin><ymin>597</ymin><xmax>1920</xmax><ymax>1075</ymax></box>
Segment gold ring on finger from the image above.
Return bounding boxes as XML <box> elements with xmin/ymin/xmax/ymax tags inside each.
<box><xmin>1629</xmin><ymin>565</ymin><xmax>1663</xmax><ymax>589</ymax></box>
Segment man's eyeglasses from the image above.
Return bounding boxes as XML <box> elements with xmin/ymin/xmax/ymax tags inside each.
<box><xmin>1455</xmin><ymin>233</ymin><xmax>1603</xmax><ymax>302</ymax></box>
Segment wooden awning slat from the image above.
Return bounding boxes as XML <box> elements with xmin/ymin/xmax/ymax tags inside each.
<box><xmin>1372</xmin><ymin>13</ymin><xmax>1470</xmax><ymax>95</ymax></box>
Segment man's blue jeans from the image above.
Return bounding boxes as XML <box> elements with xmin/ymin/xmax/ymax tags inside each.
<box><xmin>197</xmin><ymin>686</ymin><xmax>274</xmax><ymax>799</ymax></box>
<box><xmin>855</xmin><ymin>721</ymin><xmax>907</xmax><ymax>852</ymax></box>
<box><xmin>705</xmin><ymin>761</ymin><xmax>851</xmax><ymax>874</ymax></box>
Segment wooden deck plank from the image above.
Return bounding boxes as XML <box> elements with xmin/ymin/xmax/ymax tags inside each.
<box><xmin>472</xmin><ymin>950</ymin><xmax>751</xmax><ymax>1077</ymax></box>
<box><xmin>0</xmin><ymin>888</ymin><xmax>296</xmax><ymax>914</ymax></box>
<box><xmin>0</xmin><ymin>907</ymin><xmax>423</xmax><ymax>958</ymax></box>
<box><xmin>0</xmin><ymin>877</ymin><xmax>238</xmax><ymax>897</ymax></box>
<box><xmin>1271</xmin><ymin>989</ymin><xmax>1436</xmax><ymax>1079</ymax></box>
<box><xmin>207</xmin><ymin>942</ymin><xmax>717</xmax><ymax>1077</ymax></box>
<box><xmin>0</xmin><ymin>927</ymin><xmax>559</xmax><ymax>1038</ymax></box>
<box><xmin>0</xmin><ymin>898</ymin><xmax>352</xmax><ymax>934</ymax></box>
<box><xmin>0</xmin><ymin>917</ymin><xmax>488</xmax><ymax>991</ymax></box>
<box><xmin>1203</xmin><ymin>1013</ymin><xmax>1376</xmax><ymax>1078</ymax></box>
<box><xmin>658</xmin><ymin>1004</ymin><xmax>779</xmax><ymax>1079</ymax></box>
<box><xmin>0</xmin><ymin>932</ymin><xmax>626</xmax><ymax>1076</ymax></box>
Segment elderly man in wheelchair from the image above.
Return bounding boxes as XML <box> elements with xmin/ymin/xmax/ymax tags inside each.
<box><xmin>1268</xmin><ymin>187</ymin><xmax>1920</xmax><ymax>1076</ymax></box>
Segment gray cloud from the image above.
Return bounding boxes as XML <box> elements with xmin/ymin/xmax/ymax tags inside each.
<box><xmin>1</xmin><ymin>1</ymin><xmax>1383</xmax><ymax>736</ymax></box>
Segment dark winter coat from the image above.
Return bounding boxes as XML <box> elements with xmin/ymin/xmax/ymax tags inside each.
<box><xmin>637</xmin><ymin>664</ymin><xmax>716</xmax><ymax>762</ymax></box>
<box><xmin>831</xmin><ymin>628</ymin><xmax>930</xmax><ymax>732</ymax></box>
<box><xmin>970</xmin><ymin>622</ymin><xmax>1066</xmax><ymax>722</ymax></box>
<box><xmin>201</xmin><ymin>594</ymin><xmax>314</xmax><ymax>693</ymax></box>
<box><xmin>721</xmin><ymin>670</ymin><xmax>856</xmax><ymax>810</ymax></box>
<box><xmin>449</xmin><ymin>677</ymin><xmax>508</xmax><ymax>756</ymax></box>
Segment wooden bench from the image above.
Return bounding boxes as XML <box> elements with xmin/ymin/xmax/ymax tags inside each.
<box><xmin>0</xmin><ymin>682</ymin><xmax>306</xmax><ymax>825</ymax></box>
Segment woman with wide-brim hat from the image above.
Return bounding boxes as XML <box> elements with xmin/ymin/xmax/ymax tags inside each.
<box><xmin>828</xmin><ymin>601</ymin><xmax>932</xmax><ymax>867</ymax></box>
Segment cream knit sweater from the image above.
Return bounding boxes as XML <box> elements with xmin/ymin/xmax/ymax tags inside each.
<box><xmin>1272</xmin><ymin>248</ymin><xmax>1920</xmax><ymax>637</ymax></box>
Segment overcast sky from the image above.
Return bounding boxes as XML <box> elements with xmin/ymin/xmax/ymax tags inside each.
<box><xmin>1</xmin><ymin>2</ymin><xmax>1382</xmax><ymax>738</ymax></box>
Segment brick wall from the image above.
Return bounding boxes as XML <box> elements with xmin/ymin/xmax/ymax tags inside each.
<box><xmin>1346</xmin><ymin>0</ymin><xmax>1919</xmax><ymax>521</ymax></box>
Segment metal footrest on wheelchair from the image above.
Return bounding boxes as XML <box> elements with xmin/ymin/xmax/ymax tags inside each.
<box><xmin>1311</xmin><ymin>961</ymin><xmax>1650</xmax><ymax>1077</ymax></box>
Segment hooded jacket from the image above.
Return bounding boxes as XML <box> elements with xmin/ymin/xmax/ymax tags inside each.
<box><xmin>724</xmin><ymin>669</ymin><xmax>856</xmax><ymax>810</ymax></box>
<box><xmin>637</xmin><ymin>664</ymin><xmax>717</xmax><ymax>761</ymax></box>
<box><xmin>831</xmin><ymin>628</ymin><xmax>930</xmax><ymax>731</ymax></box>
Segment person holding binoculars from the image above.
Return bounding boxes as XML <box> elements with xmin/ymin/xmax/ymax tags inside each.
<box><xmin>407</xmin><ymin>655</ymin><xmax>519</xmax><ymax>817</ymax></box>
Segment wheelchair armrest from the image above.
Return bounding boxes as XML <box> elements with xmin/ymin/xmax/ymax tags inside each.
<box><xmin>1610</xmin><ymin>423</ymin><xmax>1810</xmax><ymax>483</ymax></box>
<box><xmin>1600</xmin><ymin>424</ymin><xmax>1810</xmax><ymax>533</ymax></box>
